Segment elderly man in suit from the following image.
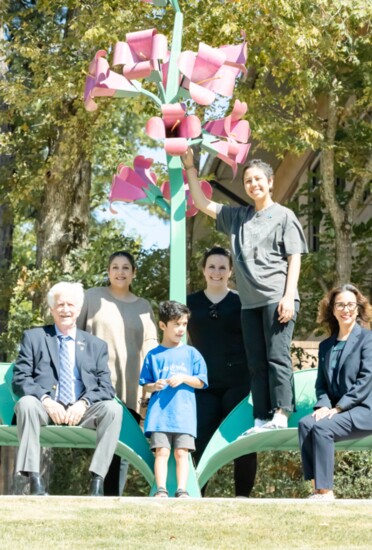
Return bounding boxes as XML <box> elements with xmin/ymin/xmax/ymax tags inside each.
<box><xmin>12</xmin><ymin>281</ymin><xmax>123</xmax><ymax>496</ymax></box>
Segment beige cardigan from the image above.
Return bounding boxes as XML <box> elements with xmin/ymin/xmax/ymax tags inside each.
<box><xmin>77</xmin><ymin>287</ymin><xmax>158</xmax><ymax>412</ymax></box>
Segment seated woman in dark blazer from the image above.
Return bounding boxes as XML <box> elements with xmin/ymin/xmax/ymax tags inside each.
<box><xmin>299</xmin><ymin>283</ymin><xmax>372</xmax><ymax>500</ymax></box>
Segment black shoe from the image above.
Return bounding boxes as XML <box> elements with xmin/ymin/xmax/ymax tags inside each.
<box><xmin>89</xmin><ymin>476</ymin><xmax>104</xmax><ymax>497</ymax></box>
<box><xmin>30</xmin><ymin>473</ymin><xmax>47</xmax><ymax>496</ymax></box>
<box><xmin>13</xmin><ymin>472</ymin><xmax>29</xmax><ymax>495</ymax></box>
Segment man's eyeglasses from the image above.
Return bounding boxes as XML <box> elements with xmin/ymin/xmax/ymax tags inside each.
<box><xmin>334</xmin><ymin>302</ymin><xmax>358</xmax><ymax>312</ymax></box>
<box><xmin>209</xmin><ymin>304</ymin><xmax>219</xmax><ymax>319</ymax></box>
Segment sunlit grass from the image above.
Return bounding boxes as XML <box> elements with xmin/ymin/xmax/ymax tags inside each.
<box><xmin>1</xmin><ymin>497</ymin><xmax>372</xmax><ymax>549</ymax></box>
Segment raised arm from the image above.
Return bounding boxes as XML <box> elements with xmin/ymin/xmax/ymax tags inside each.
<box><xmin>182</xmin><ymin>148</ymin><xmax>222</xmax><ymax>220</ymax></box>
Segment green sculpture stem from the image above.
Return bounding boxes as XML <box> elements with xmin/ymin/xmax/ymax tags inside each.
<box><xmin>164</xmin><ymin>11</ymin><xmax>187</xmax><ymax>303</ymax></box>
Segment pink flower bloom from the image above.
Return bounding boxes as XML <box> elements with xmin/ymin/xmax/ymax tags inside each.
<box><xmin>177</xmin><ymin>38</ymin><xmax>247</xmax><ymax>106</ymax></box>
<box><xmin>203</xmin><ymin>100</ymin><xmax>250</xmax><ymax>143</ymax></box>
<box><xmin>146</xmin><ymin>103</ymin><xmax>201</xmax><ymax>156</ymax></box>
<box><xmin>202</xmin><ymin>99</ymin><xmax>251</xmax><ymax>177</ymax></box>
<box><xmin>161</xmin><ymin>172</ymin><xmax>213</xmax><ymax>217</ymax></box>
<box><xmin>109</xmin><ymin>156</ymin><xmax>169</xmax><ymax>214</ymax></box>
<box><xmin>203</xmin><ymin>137</ymin><xmax>251</xmax><ymax>178</ymax></box>
<box><xmin>113</xmin><ymin>29</ymin><xmax>168</xmax><ymax>80</ymax></box>
<box><xmin>84</xmin><ymin>50</ymin><xmax>141</xmax><ymax>112</ymax></box>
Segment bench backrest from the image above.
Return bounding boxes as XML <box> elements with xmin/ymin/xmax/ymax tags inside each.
<box><xmin>0</xmin><ymin>363</ymin><xmax>15</xmax><ymax>425</ymax></box>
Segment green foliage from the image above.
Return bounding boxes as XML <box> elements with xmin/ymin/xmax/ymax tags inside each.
<box><xmin>203</xmin><ymin>450</ymin><xmax>372</xmax><ymax>499</ymax></box>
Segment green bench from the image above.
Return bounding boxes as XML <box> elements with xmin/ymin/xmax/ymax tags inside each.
<box><xmin>0</xmin><ymin>362</ymin><xmax>155</xmax><ymax>488</ymax></box>
<box><xmin>196</xmin><ymin>368</ymin><xmax>372</xmax><ymax>490</ymax></box>
<box><xmin>2</xmin><ymin>363</ymin><xmax>372</xmax><ymax>496</ymax></box>
<box><xmin>0</xmin><ymin>362</ymin><xmax>199</xmax><ymax>496</ymax></box>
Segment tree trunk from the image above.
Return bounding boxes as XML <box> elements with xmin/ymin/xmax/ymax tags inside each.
<box><xmin>0</xmin><ymin>26</ymin><xmax>14</xmax><ymax>359</ymax></box>
<box><xmin>320</xmin><ymin>91</ymin><xmax>352</xmax><ymax>286</ymax></box>
<box><xmin>34</xmin><ymin>123</ymin><xmax>91</xmax><ymax>312</ymax></box>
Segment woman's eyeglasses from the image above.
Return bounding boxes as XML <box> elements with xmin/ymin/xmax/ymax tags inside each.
<box><xmin>209</xmin><ymin>304</ymin><xmax>219</xmax><ymax>319</ymax></box>
<box><xmin>334</xmin><ymin>302</ymin><xmax>358</xmax><ymax>312</ymax></box>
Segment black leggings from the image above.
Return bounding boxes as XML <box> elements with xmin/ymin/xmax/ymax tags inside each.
<box><xmin>194</xmin><ymin>386</ymin><xmax>257</xmax><ymax>497</ymax></box>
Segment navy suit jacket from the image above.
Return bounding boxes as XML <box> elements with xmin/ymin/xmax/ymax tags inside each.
<box><xmin>12</xmin><ymin>325</ymin><xmax>115</xmax><ymax>404</ymax></box>
<box><xmin>315</xmin><ymin>323</ymin><xmax>372</xmax><ymax>430</ymax></box>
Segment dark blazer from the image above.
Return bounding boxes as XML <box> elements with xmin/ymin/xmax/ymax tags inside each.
<box><xmin>12</xmin><ymin>325</ymin><xmax>115</xmax><ymax>404</ymax></box>
<box><xmin>315</xmin><ymin>323</ymin><xmax>372</xmax><ymax>430</ymax></box>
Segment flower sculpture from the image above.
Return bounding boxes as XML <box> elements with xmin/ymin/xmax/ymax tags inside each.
<box><xmin>109</xmin><ymin>156</ymin><xmax>170</xmax><ymax>214</ymax></box>
<box><xmin>202</xmin><ymin>99</ymin><xmax>251</xmax><ymax>176</ymax></box>
<box><xmin>161</xmin><ymin>172</ymin><xmax>213</xmax><ymax>217</ymax></box>
<box><xmin>177</xmin><ymin>41</ymin><xmax>247</xmax><ymax>106</ymax></box>
<box><xmin>85</xmin><ymin>0</ymin><xmax>253</xmax><ymax>500</ymax></box>
<box><xmin>84</xmin><ymin>0</ymin><xmax>250</xmax><ymax>304</ymax></box>
<box><xmin>113</xmin><ymin>29</ymin><xmax>168</xmax><ymax>80</ymax></box>
<box><xmin>84</xmin><ymin>50</ymin><xmax>141</xmax><ymax>112</ymax></box>
<box><xmin>146</xmin><ymin>103</ymin><xmax>201</xmax><ymax>156</ymax></box>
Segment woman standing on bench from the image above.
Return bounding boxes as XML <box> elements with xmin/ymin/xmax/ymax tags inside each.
<box><xmin>299</xmin><ymin>284</ymin><xmax>372</xmax><ymax>500</ymax></box>
<box><xmin>183</xmin><ymin>148</ymin><xmax>308</xmax><ymax>431</ymax></box>
<box><xmin>78</xmin><ymin>251</ymin><xmax>158</xmax><ymax>495</ymax></box>
<box><xmin>187</xmin><ymin>246</ymin><xmax>257</xmax><ymax>497</ymax></box>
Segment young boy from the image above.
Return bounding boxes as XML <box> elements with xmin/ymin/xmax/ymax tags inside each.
<box><xmin>139</xmin><ymin>300</ymin><xmax>208</xmax><ymax>498</ymax></box>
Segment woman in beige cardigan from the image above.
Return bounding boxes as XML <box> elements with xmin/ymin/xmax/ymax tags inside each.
<box><xmin>78</xmin><ymin>250</ymin><xmax>158</xmax><ymax>495</ymax></box>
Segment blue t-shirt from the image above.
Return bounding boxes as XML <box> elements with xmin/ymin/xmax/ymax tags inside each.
<box><xmin>139</xmin><ymin>344</ymin><xmax>208</xmax><ymax>438</ymax></box>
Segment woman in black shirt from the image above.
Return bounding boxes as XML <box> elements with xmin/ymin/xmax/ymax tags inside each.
<box><xmin>187</xmin><ymin>246</ymin><xmax>257</xmax><ymax>497</ymax></box>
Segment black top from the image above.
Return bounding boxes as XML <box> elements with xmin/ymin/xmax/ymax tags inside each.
<box><xmin>187</xmin><ymin>290</ymin><xmax>250</xmax><ymax>389</ymax></box>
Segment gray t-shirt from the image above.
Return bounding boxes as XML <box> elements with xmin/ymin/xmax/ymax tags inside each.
<box><xmin>216</xmin><ymin>202</ymin><xmax>308</xmax><ymax>308</ymax></box>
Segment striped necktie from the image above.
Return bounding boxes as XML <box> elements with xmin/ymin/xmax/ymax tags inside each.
<box><xmin>57</xmin><ymin>335</ymin><xmax>75</xmax><ymax>406</ymax></box>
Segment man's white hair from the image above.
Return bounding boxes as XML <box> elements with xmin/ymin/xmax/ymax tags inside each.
<box><xmin>47</xmin><ymin>282</ymin><xmax>85</xmax><ymax>309</ymax></box>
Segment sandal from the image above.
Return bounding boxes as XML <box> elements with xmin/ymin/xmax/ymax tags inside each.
<box><xmin>175</xmin><ymin>488</ymin><xmax>190</xmax><ymax>498</ymax></box>
<box><xmin>154</xmin><ymin>487</ymin><xmax>168</xmax><ymax>498</ymax></box>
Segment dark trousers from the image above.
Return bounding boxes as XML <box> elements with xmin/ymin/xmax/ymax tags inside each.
<box><xmin>103</xmin><ymin>408</ymin><xmax>141</xmax><ymax>496</ymax></box>
<box><xmin>298</xmin><ymin>412</ymin><xmax>372</xmax><ymax>490</ymax></box>
<box><xmin>241</xmin><ymin>302</ymin><xmax>299</xmax><ymax>420</ymax></box>
<box><xmin>194</xmin><ymin>386</ymin><xmax>257</xmax><ymax>497</ymax></box>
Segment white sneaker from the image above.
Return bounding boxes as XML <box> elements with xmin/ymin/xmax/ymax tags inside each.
<box><xmin>307</xmin><ymin>492</ymin><xmax>335</xmax><ymax>501</ymax></box>
<box><xmin>240</xmin><ymin>419</ymin><xmax>269</xmax><ymax>436</ymax></box>
<box><xmin>260</xmin><ymin>412</ymin><xmax>288</xmax><ymax>430</ymax></box>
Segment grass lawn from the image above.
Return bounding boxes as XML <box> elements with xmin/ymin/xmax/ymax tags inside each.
<box><xmin>1</xmin><ymin>497</ymin><xmax>372</xmax><ymax>549</ymax></box>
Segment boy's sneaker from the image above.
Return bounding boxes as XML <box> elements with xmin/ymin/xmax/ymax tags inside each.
<box><xmin>175</xmin><ymin>488</ymin><xmax>189</xmax><ymax>498</ymax></box>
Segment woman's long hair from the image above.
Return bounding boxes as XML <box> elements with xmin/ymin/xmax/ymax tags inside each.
<box><xmin>317</xmin><ymin>283</ymin><xmax>371</xmax><ymax>335</ymax></box>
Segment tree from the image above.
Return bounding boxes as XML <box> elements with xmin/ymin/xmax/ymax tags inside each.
<box><xmin>0</xmin><ymin>0</ymin><xmax>156</xmax><ymax>332</ymax></box>
<box><xmin>180</xmin><ymin>0</ymin><xmax>371</xmax><ymax>287</ymax></box>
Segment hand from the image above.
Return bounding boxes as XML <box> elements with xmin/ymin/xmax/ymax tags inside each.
<box><xmin>65</xmin><ymin>400</ymin><xmax>87</xmax><ymax>426</ymax></box>
<box><xmin>166</xmin><ymin>374</ymin><xmax>185</xmax><ymax>388</ymax></box>
<box><xmin>42</xmin><ymin>397</ymin><xmax>67</xmax><ymax>425</ymax></box>
<box><xmin>312</xmin><ymin>406</ymin><xmax>334</xmax><ymax>421</ymax></box>
<box><xmin>181</xmin><ymin>147</ymin><xmax>195</xmax><ymax>170</ymax></box>
<box><xmin>277</xmin><ymin>295</ymin><xmax>295</xmax><ymax>323</ymax></box>
<box><xmin>154</xmin><ymin>379</ymin><xmax>168</xmax><ymax>391</ymax></box>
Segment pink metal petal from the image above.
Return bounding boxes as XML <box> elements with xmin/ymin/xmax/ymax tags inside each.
<box><xmin>178</xmin><ymin>114</ymin><xmax>202</xmax><ymax>138</ymax></box>
<box><xmin>161</xmin><ymin>103</ymin><xmax>186</xmax><ymax>128</ymax></box>
<box><xmin>164</xmin><ymin>137</ymin><xmax>188</xmax><ymax>156</ymax></box>
<box><xmin>133</xmin><ymin>155</ymin><xmax>158</xmax><ymax>186</ymax></box>
<box><xmin>123</xmin><ymin>61</ymin><xmax>153</xmax><ymax>80</ymax></box>
<box><xmin>220</xmin><ymin>39</ymin><xmax>248</xmax><ymax>76</ymax></box>
<box><xmin>190</xmin><ymin>43</ymin><xmax>226</xmax><ymax>81</ymax></box>
<box><xmin>109</xmin><ymin>172</ymin><xmax>147</xmax><ymax>204</ymax></box>
<box><xmin>146</xmin><ymin>116</ymin><xmax>166</xmax><ymax>139</ymax></box>
<box><xmin>112</xmin><ymin>41</ymin><xmax>132</xmax><ymax>67</ymax></box>
<box><xmin>188</xmin><ymin>81</ymin><xmax>216</xmax><ymax>106</ymax></box>
<box><xmin>206</xmin><ymin>65</ymin><xmax>236</xmax><ymax>96</ymax></box>
<box><xmin>152</xmin><ymin>33</ymin><xmax>168</xmax><ymax>61</ymax></box>
<box><xmin>126</xmin><ymin>29</ymin><xmax>157</xmax><ymax>61</ymax></box>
